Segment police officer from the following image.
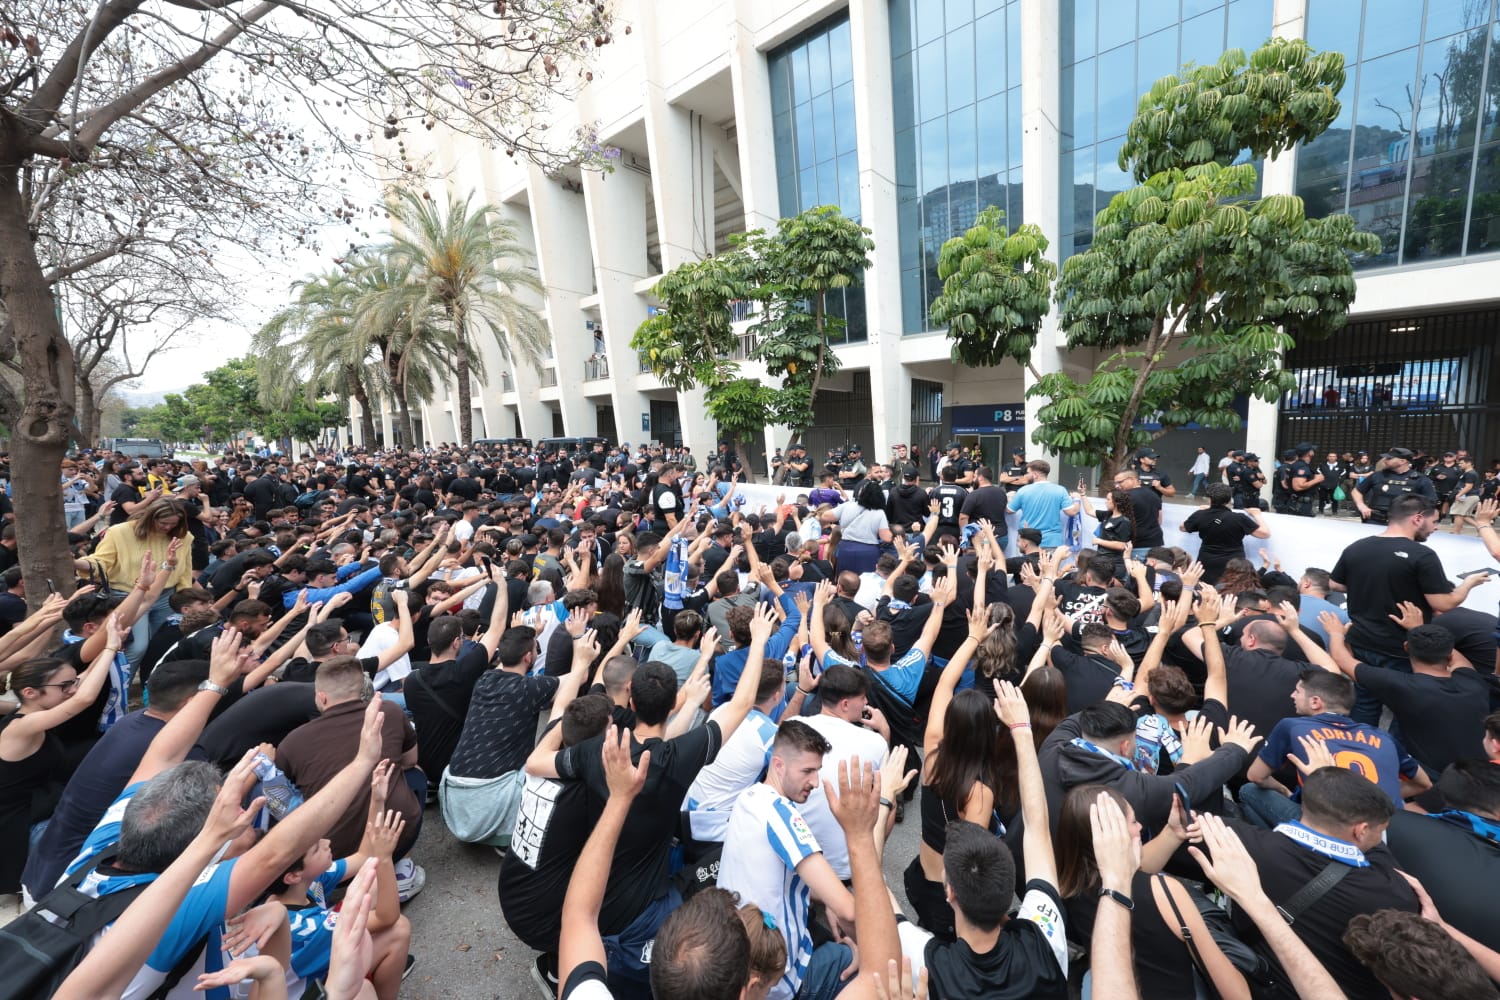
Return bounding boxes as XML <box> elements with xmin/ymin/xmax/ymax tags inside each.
<box><xmin>1352</xmin><ymin>447</ymin><xmax>1437</xmax><ymax>524</ymax></box>
<box><xmin>1428</xmin><ymin>450</ymin><xmax>1462</xmax><ymax>519</ymax></box>
<box><xmin>937</xmin><ymin>441</ymin><xmax>975</xmax><ymax>487</ymax></box>
<box><xmin>784</xmin><ymin>444</ymin><xmax>813</xmax><ymax>489</ymax></box>
<box><xmin>1131</xmin><ymin>447</ymin><xmax>1176</xmax><ymax>497</ymax></box>
<box><xmin>1286</xmin><ymin>442</ymin><xmax>1324</xmax><ymax>517</ymax></box>
<box><xmin>1000</xmin><ymin>447</ymin><xmax>1030</xmax><ymax>496</ymax></box>
<box><xmin>838</xmin><ymin>445</ymin><xmax>868</xmax><ymax>493</ymax></box>
<box><xmin>1232</xmin><ymin>453</ymin><xmax>1266</xmax><ymax>509</ymax></box>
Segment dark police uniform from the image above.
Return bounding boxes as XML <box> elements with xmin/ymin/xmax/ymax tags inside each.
<box><xmin>1359</xmin><ymin>469</ymin><xmax>1437</xmax><ymax>524</ymax></box>
<box><xmin>1285</xmin><ymin>459</ymin><xmax>1318</xmax><ymax>516</ymax></box>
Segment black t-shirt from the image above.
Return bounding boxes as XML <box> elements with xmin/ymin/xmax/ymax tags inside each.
<box><xmin>1386</xmin><ymin>810</ymin><xmax>1500</xmax><ymax>954</ymax></box>
<box><xmin>109</xmin><ymin>483</ymin><xmax>142</xmax><ymax>523</ymax></box>
<box><xmin>930</xmin><ymin>484</ymin><xmax>967</xmax><ymax>536</ymax></box>
<box><xmin>1331</xmin><ymin>536</ymin><xmax>1454</xmax><ymax>657</ymax></box>
<box><xmin>960</xmin><ymin>485</ymin><xmax>1010</xmax><ymax>533</ymax></box>
<box><xmin>1428</xmin><ymin>463</ymin><xmax>1462</xmax><ymax>496</ymax></box>
<box><xmin>1431</xmin><ymin>608</ymin><xmax>1498</xmax><ymax>673</ymax></box>
<box><xmin>1231</xmin><ymin>821</ymin><xmax>1419</xmax><ymax>999</ymax></box>
<box><xmin>1054</xmin><ymin>581</ymin><xmax>1106</xmax><ymax>624</ymax></box>
<box><xmin>1126</xmin><ymin>485</ymin><xmax>1164</xmax><ymax>547</ymax></box>
<box><xmin>1093</xmin><ymin>515</ymin><xmax>1131</xmax><ymax>581</ymax></box>
<box><xmin>555</xmin><ymin>721</ymin><xmax>724</xmax><ymax>934</ymax></box>
<box><xmin>1049</xmin><ymin>647</ymin><xmax>1120</xmax><ymax>712</ymax></box>
<box><xmin>918</xmin><ymin>879</ymin><xmax>1070</xmax><ymax>1000</ymax></box>
<box><xmin>1180</xmin><ymin>507</ymin><xmax>1255</xmax><ymax>572</ymax></box>
<box><xmin>405</xmin><ymin>647</ymin><xmax>490</xmax><ymax>780</ymax></box>
<box><xmin>1219</xmin><ymin>646</ymin><xmax>1303</xmax><ymax>737</ymax></box>
<box><xmin>499</xmin><ymin>760</ymin><xmax>596</xmax><ymax>953</ymax></box>
<box><xmin>1352</xmin><ymin>663</ymin><xmax>1489</xmax><ymax>772</ymax></box>
<box><xmin>198</xmin><ymin>682</ymin><xmax>319</xmax><ymax>766</ymax></box>
<box><xmin>447</xmin><ymin>670</ymin><xmax>560</xmax><ymax>779</ymax></box>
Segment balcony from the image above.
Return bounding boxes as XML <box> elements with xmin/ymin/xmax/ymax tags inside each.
<box><xmin>639</xmin><ymin>352</ymin><xmax>653</xmax><ymax>373</ymax></box>
<box><xmin>728</xmin><ymin>331</ymin><xmax>758</xmax><ymax>360</ymax></box>
<box><xmin>501</xmin><ymin>373</ymin><xmax>515</xmax><ymax>393</ymax></box>
<box><xmin>584</xmin><ymin>355</ymin><xmax>610</xmax><ymax>381</ymax></box>
<box><xmin>539</xmin><ymin>369</ymin><xmax>558</xmax><ymax>388</ymax></box>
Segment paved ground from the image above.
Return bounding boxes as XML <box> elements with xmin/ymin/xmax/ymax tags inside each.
<box><xmin>399</xmin><ymin>792</ymin><xmax>923</xmax><ymax>999</ymax></box>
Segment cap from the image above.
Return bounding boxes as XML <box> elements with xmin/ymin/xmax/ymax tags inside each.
<box><xmin>1231</xmin><ymin>450</ymin><xmax>1245</xmax><ymax>459</ymax></box>
<box><xmin>1136</xmin><ymin>447</ymin><xmax>1159</xmax><ymax>459</ymax></box>
<box><xmin>1281</xmin><ymin>449</ymin><xmax>1298</xmax><ymax>462</ymax></box>
<box><xmin>1294</xmin><ymin>442</ymin><xmax>1318</xmax><ymax>454</ymax></box>
<box><xmin>1243</xmin><ymin>453</ymin><xmax>1260</xmax><ymax>461</ymax></box>
<box><xmin>902</xmin><ymin>467</ymin><xmax>919</xmax><ymax>480</ymax></box>
<box><xmin>946</xmin><ymin>441</ymin><xmax>961</xmax><ymax>450</ymax></box>
<box><xmin>1444</xmin><ymin>450</ymin><xmax>1457</xmax><ymax>457</ymax></box>
<box><xmin>1010</xmin><ymin>447</ymin><xmax>1026</xmax><ymax>455</ymax></box>
<box><xmin>849</xmin><ymin>444</ymin><xmax>862</xmax><ymax>452</ymax></box>
<box><xmin>176</xmin><ymin>475</ymin><xmax>199</xmax><ymax>489</ymax></box>
<box><xmin>1384</xmin><ymin>447</ymin><xmax>1415</xmax><ymax>460</ymax></box>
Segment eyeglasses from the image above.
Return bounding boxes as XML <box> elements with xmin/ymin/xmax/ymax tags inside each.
<box><xmin>38</xmin><ymin>678</ymin><xmax>79</xmax><ymax>692</ymax></box>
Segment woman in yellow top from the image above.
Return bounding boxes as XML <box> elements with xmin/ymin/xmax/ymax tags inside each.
<box><xmin>82</xmin><ymin>497</ymin><xmax>194</xmax><ymax>669</ymax></box>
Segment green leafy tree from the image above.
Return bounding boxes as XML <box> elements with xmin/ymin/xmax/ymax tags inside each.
<box><xmin>929</xmin><ymin>207</ymin><xmax>1057</xmax><ymax>369</ymax></box>
<box><xmin>632</xmin><ymin>206</ymin><xmax>873</xmax><ymax>471</ymax></box>
<box><xmin>938</xmin><ymin>39</ymin><xmax>1379</xmax><ymax>472</ymax></box>
<box><xmin>385</xmin><ymin>187</ymin><xmax>547</xmax><ymax>446</ymax></box>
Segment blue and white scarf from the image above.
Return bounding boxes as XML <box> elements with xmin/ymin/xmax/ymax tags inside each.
<box><xmin>1071</xmin><ymin>737</ymin><xmax>1136</xmax><ymax>771</ymax></box>
<box><xmin>1430</xmin><ymin>809</ymin><xmax>1500</xmax><ymax>845</ymax></box>
<box><xmin>1273</xmin><ymin>821</ymin><xmax>1369</xmax><ymax>867</ymax></box>
<box><xmin>61</xmin><ymin>628</ymin><xmax>131</xmax><ymax>732</ymax></box>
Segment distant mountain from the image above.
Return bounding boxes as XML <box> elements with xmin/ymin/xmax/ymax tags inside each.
<box><xmin>117</xmin><ymin>387</ymin><xmax>188</xmax><ymax>408</ymax></box>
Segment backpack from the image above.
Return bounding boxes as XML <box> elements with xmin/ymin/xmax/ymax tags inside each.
<box><xmin>294</xmin><ymin>490</ymin><xmax>325</xmax><ymax>509</ymax></box>
<box><xmin>0</xmin><ymin>853</ymin><xmax>201</xmax><ymax>999</ymax></box>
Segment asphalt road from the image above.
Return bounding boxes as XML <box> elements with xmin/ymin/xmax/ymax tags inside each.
<box><xmin>399</xmin><ymin>791</ymin><xmax>924</xmax><ymax>999</ymax></box>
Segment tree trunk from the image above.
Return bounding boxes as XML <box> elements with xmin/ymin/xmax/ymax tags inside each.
<box><xmin>346</xmin><ymin>365</ymin><xmax>377</xmax><ymax>447</ymax></box>
<box><xmin>393</xmin><ymin>391</ymin><xmax>416</xmax><ymax>450</ymax></box>
<box><xmin>76</xmin><ymin>380</ymin><xmax>98</xmax><ymax>446</ymax></box>
<box><xmin>0</xmin><ymin>169</ymin><xmax>81</xmax><ymax>605</ymax></box>
<box><xmin>454</xmin><ymin>329</ymin><xmax>473</xmax><ymax>447</ymax></box>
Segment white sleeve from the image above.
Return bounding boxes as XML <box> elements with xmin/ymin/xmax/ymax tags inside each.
<box><xmin>898</xmin><ymin>920</ymin><xmax>933</xmax><ymax>983</ymax></box>
<box><xmin>1016</xmin><ymin>885</ymin><xmax>1069</xmax><ymax>976</ymax></box>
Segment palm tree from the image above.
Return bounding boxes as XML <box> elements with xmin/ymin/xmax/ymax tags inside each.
<box><xmin>385</xmin><ymin>186</ymin><xmax>549</xmax><ymax>445</ymax></box>
<box><xmin>254</xmin><ymin>268</ymin><xmax>381</xmax><ymax>447</ymax></box>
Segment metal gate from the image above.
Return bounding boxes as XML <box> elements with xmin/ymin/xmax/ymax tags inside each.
<box><xmin>1279</xmin><ymin>308</ymin><xmax>1500</xmax><ymax>461</ymax></box>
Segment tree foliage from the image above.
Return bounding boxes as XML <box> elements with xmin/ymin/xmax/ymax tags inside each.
<box><xmin>937</xmin><ymin>38</ymin><xmax>1379</xmax><ymax>472</ymax></box>
<box><xmin>929</xmin><ymin>207</ymin><xmax>1056</xmax><ymax>369</ymax></box>
<box><xmin>631</xmin><ymin>206</ymin><xmax>872</xmax><ymax>455</ymax></box>
<box><xmin>124</xmin><ymin>357</ymin><xmax>340</xmax><ymax>449</ymax></box>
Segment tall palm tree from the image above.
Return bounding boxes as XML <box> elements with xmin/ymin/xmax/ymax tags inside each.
<box><xmin>254</xmin><ymin>268</ymin><xmax>381</xmax><ymax>447</ymax></box>
<box><xmin>385</xmin><ymin>186</ymin><xmax>549</xmax><ymax>445</ymax></box>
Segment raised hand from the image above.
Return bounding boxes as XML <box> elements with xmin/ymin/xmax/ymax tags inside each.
<box><xmin>827</xmin><ymin>756</ymin><xmax>880</xmax><ymax>837</ymax></box>
<box><xmin>879</xmin><ymin>745</ymin><xmax>919</xmax><ymax>802</ymax></box>
<box><xmin>364</xmin><ymin>809</ymin><xmax>406</xmax><ymax>860</ymax></box>
<box><xmin>356</xmin><ymin>697</ymin><xmax>386</xmax><ymax>770</ymax></box>
<box><xmin>1090</xmin><ymin>790</ymin><xmax>1141</xmax><ymax>890</ymax></box>
<box><xmin>748</xmin><ymin>603</ymin><xmax>778</xmax><ymax>644</ymax></box>
<box><xmin>564</xmin><ymin>606</ymin><xmax>589</xmax><ymax>638</ymax></box>
<box><xmin>208</xmin><ymin>627</ymin><xmax>244</xmax><ymax>689</ymax></box>
<box><xmin>1195</xmin><ymin>584</ymin><xmax>1221</xmax><ymax>625</ymax></box>
<box><xmin>1386</xmin><ymin>601</ymin><xmax>1424</xmax><ymax>632</ymax></box>
<box><xmin>602</xmin><ymin>724</ymin><xmax>650</xmax><ymax>801</ymax></box>
<box><xmin>1220</xmin><ymin>716</ymin><xmax>1260</xmax><ymax>754</ymax></box>
<box><xmin>1185</xmin><ymin>813</ymin><xmax>1267</xmax><ymax>907</ymax></box>
<box><xmin>222</xmin><ymin>901</ymin><xmax>288</xmax><ymax>958</ymax></box>
<box><xmin>326</xmin><ymin>858</ymin><xmax>378</xmax><ymax>1000</ymax></box>
<box><xmin>1179</xmin><ymin>561</ymin><xmax>1205</xmax><ymax>590</ymax></box>
<box><xmin>992</xmin><ymin>679</ymin><xmax>1031</xmax><ymax>728</ymax></box>
<box><xmin>1317</xmin><ymin>610</ymin><xmax>1347</xmax><ymax>639</ymax></box>
<box><xmin>1288</xmin><ymin>734</ymin><xmax>1337</xmax><ymax>776</ymax></box>
<box><xmin>1175</xmin><ymin>714</ymin><xmax>1215</xmax><ymax>765</ymax></box>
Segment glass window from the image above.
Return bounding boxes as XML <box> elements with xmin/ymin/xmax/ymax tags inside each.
<box><xmin>1070</xmin><ymin>58</ymin><xmax>1097</xmax><ymax>149</ymax></box>
<box><xmin>1097</xmin><ymin>44</ymin><xmax>1137</xmax><ymax>141</ymax></box>
<box><xmin>947</xmin><ymin>0</ymin><xmax>973</xmax><ymax>30</ymax></box>
<box><xmin>1415</xmin><ymin>30</ymin><xmax>1484</xmax><ymax>156</ymax></box>
<box><xmin>807</xmin><ymin>33</ymin><xmax>832</xmax><ymax>96</ymax></box>
<box><xmin>948</xmin><ymin>25</ymin><xmax>976</xmax><ymax>110</ymax></box>
<box><xmin>1404</xmin><ymin>148</ymin><xmax>1475</xmax><ymax>262</ymax></box>
<box><xmin>1071</xmin><ymin>0</ymin><xmax>1098</xmax><ymax>63</ymax></box>
<box><xmin>817</xmin><ymin>157</ymin><xmax>839</xmax><ymax>206</ymax></box>
<box><xmin>895</xmin><ymin>128</ymin><xmax>919</xmax><ymax>201</ymax></box>
<box><xmin>918</xmin><ymin>40</ymin><xmax>947</xmax><ymax>122</ymax></box>
<box><xmin>1352</xmin><ymin>47</ymin><xmax>1420</xmax><ymax>151</ymax></box>
<box><xmin>976</xmin><ymin>11</ymin><xmax>1007</xmax><ymax>99</ymax></box>
<box><xmin>893</xmin><ymin>52</ymin><xmax>916</xmax><ymax>132</ymax></box>
<box><xmin>1181</xmin><ymin>10</ymin><xmax>1226</xmax><ymax>68</ymax></box>
<box><xmin>1466</xmin><ymin>142</ymin><xmax>1500</xmax><ymax>254</ymax></box>
<box><xmin>1182</xmin><ymin>0</ymin><xmax>1223</xmax><ymax>17</ymax></box>
<box><xmin>769</xmin><ymin>55</ymin><xmax>791</xmax><ymax>116</ymax></box>
<box><xmin>799</xmin><ymin>166</ymin><xmax>818</xmax><ymax>211</ymax></box>
<box><xmin>812</xmin><ymin>91</ymin><xmax>836</xmax><ymax>162</ymax></box>
<box><xmin>829</xmin><ymin>21</ymin><xmax>854</xmax><ymax>85</ymax></box>
<box><xmin>838</xmin><ymin>154</ymin><xmax>861</xmax><ymax>218</ymax></box>
<box><xmin>1484</xmin><ymin>25</ymin><xmax>1500</xmax><ymax>143</ymax></box>
<box><xmin>1008</xmin><ymin>87</ymin><xmax>1024</xmax><ymax>169</ymax></box>
<box><xmin>1099</xmin><ymin>0</ymin><xmax>1138</xmax><ymax>53</ymax></box>
<box><xmin>916</xmin><ymin>0</ymin><xmax>944</xmax><ymax>46</ymax></box>
<box><xmin>890</xmin><ymin>0</ymin><xmax>915</xmax><ymax>56</ymax></box>
<box><xmin>833</xmin><ymin>83</ymin><xmax>858</xmax><ymax>156</ymax></box>
<box><xmin>1138</xmin><ymin>27</ymin><xmax>1179</xmax><ymax>94</ymax></box>
<box><xmin>899</xmin><ymin>201</ymin><xmax>922</xmax><ymax>268</ymax></box>
<box><xmin>977</xmin><ymin>0</ymin><xmax>1006</xmax><ymax>13</ymax></box>
<box><xmin>921</xmin><ymin>117</ymin><xmax>949</xmax><ymax>192</ymax></box>
<box><xmin>902</xmin><ymin>268</ymin><xmax>924</xmax><ymax>332</ymax></box>
<box><xmin>1304</xmin><ymin>0</ymin><xmax>1362</xmax><ymax>53</ymax></box>
<box><xmin>949</xmin><ymin>102</ymin><xmax>978</xmax><ymax>182</ymax></box>
<box><xmin>791</xmin><ymin>45</ymin><xmax>811</xmax><ymax>96</ymax></box>
<box><xmin>978</xmin><ymin>93</ymin><xmax>1006</xmax><ymax>178</ymax></box>
<box><xmin>1227</xmin><ymin>0</ymin><xmax>1273</xmax><ymax>52</ymax></box>
<box><xmin>1007</xmin><ymin>2</ymin><xmax>1022</xmax><ymax>86</ymax></box>
<box><xmin>1009</xmin><ymin>167</ymin><xmax>1025</xmax><ymax>227</ymax></box>
<box><xmin>778</xmin><ymin>173</ymin><xmax>797</xmax><ymax>219</ymax></box>
<box><xmin>795</xmin><ymin>100</ymin><xmax>816</xmax><ymax>167</ymax></box>
<box><xmin>1140</xmin><ymin>0</ymin><xmax>1178</xmax><ymax>36</ymax></box>
<box><xmin>1362</xmin><ymin>0</ymin><xmax>1424</xmax><ymax>59</ymax></box>
<box><xmin>1095</xmin><ymin>137</ymin><xmax>1132</xmax><ymax>211</ymax></box>
<box><xmin>773</xmin><ymin>110</ymin><xmax>793</xmax><ymax>154</ymax></box>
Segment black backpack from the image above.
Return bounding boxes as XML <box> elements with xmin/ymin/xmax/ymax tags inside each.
<box><xmin>0</xmin><ymin>853</ymin><xmax>201</xmax><ymax>1000</ymax></box>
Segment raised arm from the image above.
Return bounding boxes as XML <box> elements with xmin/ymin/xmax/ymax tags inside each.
<box><xmin>1195</xmin><ymin>587</ymin><xmax>1230</xmax><ymax>708</ymax></box>
<box><xmin>710</xmin><ymin>604</ymin><xmax>776</xmax><ymax>741</ymax></box>
<box><xmin>994</xmin><ymin>679</ymin><xmax>1056</xmax><ymax>886</ymax></box>
<box><xmin>912</xmin><ymin>572</ymin><xmax>956</xmax><ymax>659</ymax></box>
<box><xmin>558</xmin><ymin>727</ymin><xmax>649</xmax><ymax>988</ymax></box>
<box><xmin>1271</xmin><ymin>601</ymin><xmax>1338</xmax><ymax>672</ymax></box>
<box><xmin>810</xmin><ymin>579</ymin><xmax>835</xmax><ymax>663</ymax></box>
<box><xmin>924</xmin><ymin>607</ymin><xmax>991</xmax><ymax>757</ymax></box>
<box><xmin>127</xmin><ymin>628</ymin><xmax>249</xmax><ymax>787</ymax></box>
<box><xmin>1316</xmin><ymin>611</ymin><xmax>1361</xmax><ymax>678</ymax></box>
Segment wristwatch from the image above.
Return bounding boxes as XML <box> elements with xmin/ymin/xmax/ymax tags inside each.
<box><xmin>197</xmin><ymin>680</ymin><xmax>230</xmax><ymax>696</ymax></box>
<box><xmin>1098</xmin><ymin>887</ymin><xmax>1134</xmax><ymax>910</ymax></box>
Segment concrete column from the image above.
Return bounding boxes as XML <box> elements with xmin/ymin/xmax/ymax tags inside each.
<box><xmin>450</xmin><ymin>145</ymin><xmax>503</xmax><ymax>443</ymax></box>
<box><xmin>581</xmin><ymin>167</ymin><xmax>651</xmax><ymax>446</ymax></box>
<box><xmin>729</xmin><ymin>0</ymin><xmax>782</xmax><ymax>231</ymax></box>
<box><xmin>489</xmin><ymin>193</ymin><xmax>556</xmax><ymax>442</ymax></box>
<box><xmin>1020</xmin><ymin>0</ymin><xmax>1067</xmax><ymax>475</ymax></box>
<box><xmin>1243</xmin><ymin>0</ymin><xmax>1310</xmax><ymax>463</ymax></box>
<box><xmin>849</xmin><ymin>0</ymin><xmax>909</xmax><ymax>462</ymax></box>
<box><xmin>525</xmin><ymin>164</ymin><xmax>594</xmax><ymax>436</ymax></box>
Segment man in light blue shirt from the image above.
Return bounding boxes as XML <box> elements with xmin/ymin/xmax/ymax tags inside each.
<box><xmin>1298</xmin><ymin>566</ymin><xmax>1347</xmax><ymax>643</ymax></box>
<box><xmin>1008</xmin><ymin>459</ymin><xmax>1080</xmax><ymax>548</ymax></box>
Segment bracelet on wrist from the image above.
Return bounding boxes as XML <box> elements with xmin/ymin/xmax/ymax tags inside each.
<box><xmin>1008</xmin><ymin>722</ymin><xmax>1032</xmax><ymax>731</ymax></box>
<box><xmin>1098</xmin><ymin>887</ymin><xmax>1134</xmax><ymax>910</ymax></box>
<box><xmin>879</xmin><ymin>797</ymin><xmax>894</xmax><ymax>810</ymax></box>
<box><xmin>796</xmin><ymin>686</ymin><xmax>812</xmax><ymax>696</ymax></box>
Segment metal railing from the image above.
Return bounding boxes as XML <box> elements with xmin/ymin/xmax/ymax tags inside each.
<box><xmin>584</xmin><ymin>356</ymin><xmax>610</xmax><ymax>380</ymax></box>
<box><xmin>500</xmin><ymin>373</ymin><xmax>515</xmax><ymax>393</ymax></box>
<box><xmin>538</xmin><ymin>369</ymin><xmax>558</xmax><ymax>388</ymax></box>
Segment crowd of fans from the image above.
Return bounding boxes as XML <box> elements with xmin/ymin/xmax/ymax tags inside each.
<box><xmin>0</xmin><ymin>434</ymin><xmax>1495</xmax><ymax>1000</ymax></box>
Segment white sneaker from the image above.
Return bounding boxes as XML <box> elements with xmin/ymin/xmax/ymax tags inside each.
<box><xmin>393</xmin><ymin>858</ymin><xmax>427</xmax><ymax>903</ymax></box>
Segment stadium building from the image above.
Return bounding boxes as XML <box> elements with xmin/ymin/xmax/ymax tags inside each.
<box><xmin>367</xmin><ymin>0</ymin><xmax>1500</xmax><ymax>478</ymax></box>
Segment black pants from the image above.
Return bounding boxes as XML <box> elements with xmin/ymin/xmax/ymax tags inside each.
<box><xmin>903</xmin><ymin>855</ymin><xmax>956</xmax><ymax>942</ymax></box>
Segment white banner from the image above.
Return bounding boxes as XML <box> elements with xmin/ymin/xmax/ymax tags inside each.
<box><xmin>718</xmin><ymin>483</ymin><xmax>1498</xmax><ymax>613</ymax></box>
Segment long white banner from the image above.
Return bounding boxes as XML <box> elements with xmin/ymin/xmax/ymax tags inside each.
<box><xmin>722</xmin><ymin>482</ymin><xmax>1499</xmax><ymax>613</ymax></box>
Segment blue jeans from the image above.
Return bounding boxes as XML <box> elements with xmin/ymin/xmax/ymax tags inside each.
<box><xmin>1190</xmin><ymin>473</ymin><xmax>1207</xmax><ymax>497</ymax></box>
<box><xmin>1239</xmin><ymin>783</ymin><xmax>1302</xmax><ymax>829</ymax></box>
<box><xmin>1348</xmin><ymin>645</ymin><xmax>1411</xmax><ymax>727</ymax></box>
<box><xmin>119</xmin><ymin>588</ymin><xmax>174</xmax><ymax>671</ymax></box>
<box><xmin>796</xmin><ymin>942</ymin><xmax>855</xmax><ymax>1000</ymax></box>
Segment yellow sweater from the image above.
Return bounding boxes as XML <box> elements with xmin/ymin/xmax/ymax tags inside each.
<box><xmin>88</xmin><ymin>523</ymin><xmax>195</xmax><ymax>593</ymax></box>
